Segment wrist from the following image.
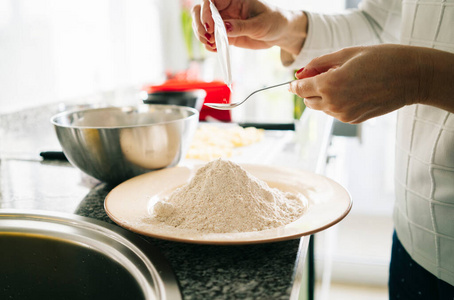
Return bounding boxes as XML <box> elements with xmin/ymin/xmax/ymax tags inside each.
<box><xmin>417</xmin><ymin>47</ymin><xmax>454</xmax><ymax>113</ymax></box>
<box><xmin>277</xmin><ymin>11</ymin><xmax>307</xmax><ymax>56</ymax></box>
<box><xmin>415</xmin><ymin>47</ymin><xmax>434</xmax><ymax>106</ymax></box>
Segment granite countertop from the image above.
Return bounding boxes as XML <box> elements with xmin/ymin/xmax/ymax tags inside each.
<box><xmin>0</xmin><ymin>103</ymin><xmax>332</xmax><ymax>299</ymax></box>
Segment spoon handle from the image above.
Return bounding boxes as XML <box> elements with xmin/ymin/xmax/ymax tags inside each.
<box><xmin>249</xmin><ymin>80</ymin><xmax>294</xmax><ymax>96</ymax></box>
<box><xmin>240</xmin><ymin>80</ymin><xmax>295</xmax><ymax>105</ymax></box>
<box><xmin>203</xmin><ymin>80</ymin><xmax>296</xmax><ymax>110</ymax></box>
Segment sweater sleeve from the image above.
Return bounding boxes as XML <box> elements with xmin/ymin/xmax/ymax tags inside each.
<box><xmin>282</xmin><ymin>0</ymin><xmax>402</xmax><ymax>69</ymax></box>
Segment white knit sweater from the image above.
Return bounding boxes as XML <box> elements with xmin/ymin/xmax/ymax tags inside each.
<box><xmin>287</xmin><ymin>0</ymin><xmax>454</xmax><ymax>286</ymax></box>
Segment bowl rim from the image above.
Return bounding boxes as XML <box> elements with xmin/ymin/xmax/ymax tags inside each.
<box><xmin>50</xmin><ymin>104</ymin><xmax>199</xmax><ymax>129</ymax></box>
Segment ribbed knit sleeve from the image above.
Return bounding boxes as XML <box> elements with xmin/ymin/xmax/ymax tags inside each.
<box><xmin>282</xmin><ymin>0</ymin><xmax>402</xmax><ymax>68</ymax></box>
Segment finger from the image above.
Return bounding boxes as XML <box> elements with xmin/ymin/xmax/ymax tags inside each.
<box><xmin>191</xmin><ymin>6</ymin><xmax>208</xmax><ymax>42</ymax></box>
<box><xmin>221</xmin><ymin>0</ymin><xmax>272</xmax><ymax>39</ymax></box>
<box><xmin>295</xmin><ymin>48</ymin><xmax>356</xmax><ymax>79</ymax></box>
<box><xmin>227</xmin><ymin>36</ymin><xmax>268</xmax><ymax>50</ymax></box>
<box><xmin>289</xmin><ymin>78</ymin><xmax>319</xmax><ymax>98</ymax></box>
<box><xmin>295</xmin><ymin>56</ymin><xmax>338</xmax><ymax>79</ymax></box>
<box><xmin>303</xmin><ymin>103</ymin><xmax>344</xmax><ymax>123</ymax></box>
<box><xmin>204</xmin><ymin>42</ymin><xmax>217</xmax><ymax>52</ymax></box>
<box><xmin>200</xmin><ymin>0</ymin><xmax>215</xmax><ymax>34</ymax></box>
<box><xmin>192</xmin><ymin>5</ymin><xmax>215</xmax><ymax>46</ymax></box>
<box><xmin>208</xmin><ymin>42</ymin><xmax>217</xmax><ymax>51</ymax></box>
<box><xmin>320</xmin><ymin>102</ymin><xmax>376</xmax><ymax>124</ymax></box>
<box><xmin>212</xmin><ymin>0</ymin><xmax>231</xmax><ymax>11</ymax></box>
<box><xmin>222</xmin><ymin>15</ymin><xmax>266</xmax><ymax>39</ymax></box>
<box><xmin>303</xmin><ymin>97</ymin><xmax>323</xmax><ymax>111</ymax></box>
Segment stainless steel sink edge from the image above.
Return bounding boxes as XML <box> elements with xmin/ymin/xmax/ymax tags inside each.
<box><xmin>0</xmin><ymin>209</ymin><xmax>181</xmax><ymax>300</ymax></box>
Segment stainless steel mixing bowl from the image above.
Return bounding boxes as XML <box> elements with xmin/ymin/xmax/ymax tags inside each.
<box><xmin>51</xmin><ymin>104</ymin><xmax>199</xmax><ymax>184</ymax></box>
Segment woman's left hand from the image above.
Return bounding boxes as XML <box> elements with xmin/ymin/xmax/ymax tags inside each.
<box><xmin>289</xmin><ymin>45</ymin><xmax>422</xmax><ymax>124</ymax></box>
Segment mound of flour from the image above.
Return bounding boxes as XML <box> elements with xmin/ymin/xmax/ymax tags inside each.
<box><xmin>151</xmin><ymin>159</ymin><xmax>307</xmax><ymax>233</ymax></box>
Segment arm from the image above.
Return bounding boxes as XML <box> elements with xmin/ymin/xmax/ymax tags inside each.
<box><xmin>284</xmin><ymin>0</ymin><xmax>403</xmax><ymax>68</ymax></box>
<box><xmin>289</xmin><ymin>44</ymin><xmax>454</xmax><ymax>124</ymax></box>
<box><xmin>192</xmin><ymin>0</ymin><xmax>402</xmax><ymax>67</ymax></box>
<box><xmin>191</xmin><ymin>0</ymin><xmax>307</xmax><ymax>55</ymax></box>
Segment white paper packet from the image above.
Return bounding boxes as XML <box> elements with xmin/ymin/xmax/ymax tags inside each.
<box><xmin>209</xmin><ymin>0</ymin><xmax>232</xmax><ymax>89</ymax></box>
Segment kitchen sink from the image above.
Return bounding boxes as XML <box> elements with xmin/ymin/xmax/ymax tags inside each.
<box><xmin>0</xmin><ymin>210</ymin><xmax>180</xmax><ymax>300</ymax></box>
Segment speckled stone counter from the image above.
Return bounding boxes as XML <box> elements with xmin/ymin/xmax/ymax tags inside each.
<box><xmin>0</xmin><ymin>103</ymin><xmax>331</xmax><ymax>299</ymax></box>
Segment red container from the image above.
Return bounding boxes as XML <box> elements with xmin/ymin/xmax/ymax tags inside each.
<box><xmin>143</xmin><ymin>80</ymin><xmax>231</xmax><ymax>121</ymax></box>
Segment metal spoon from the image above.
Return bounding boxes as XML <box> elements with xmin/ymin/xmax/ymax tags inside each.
<box><xmin>204</xmin><ymin>80</ymin><xmax>295</xmax><ymax>110</ymax></box>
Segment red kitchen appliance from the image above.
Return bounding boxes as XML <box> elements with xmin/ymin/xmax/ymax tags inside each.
<box><xmin>143</xmin><ymin>80</ymin><xmax>231</xmax><ymax>121</ymax></box>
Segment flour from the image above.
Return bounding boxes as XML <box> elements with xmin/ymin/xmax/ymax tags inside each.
<box><xmin>151</xmin><ymin>159</ymin><xmax>307</xmax><ymax>233</ymax></box>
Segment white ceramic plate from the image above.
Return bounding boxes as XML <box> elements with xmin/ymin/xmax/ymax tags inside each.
<box><xmin>104</xmin><ymin>164</ymin><xmax>352</xmax><ymax>245</ymax></box>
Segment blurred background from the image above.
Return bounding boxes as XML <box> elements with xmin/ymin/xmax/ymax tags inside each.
<box><xmin>0</xmin><ymin>0</ymin><xmax>395</xmax><ymax>299</ymax></box>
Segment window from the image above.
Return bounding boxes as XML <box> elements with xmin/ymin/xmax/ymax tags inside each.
<box><xmin>0</xmin><ymin>0</ymin><xmax>169</xmax><ymax>113</ymax></box>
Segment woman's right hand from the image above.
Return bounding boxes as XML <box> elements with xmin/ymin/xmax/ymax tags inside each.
<box><xmin>289</xmin><ymin>44</ymin><xmax>454</xmax><ymax>123</ymax></box>
<box><xmin>191</xmin><ymin>0</ymin><xmax>307</xmax><ymax>56</ymax></box>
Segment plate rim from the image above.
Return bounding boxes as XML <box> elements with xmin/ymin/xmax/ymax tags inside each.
<box><xmin>104</xmin><ymin>164</ymin><xmax>352</xmax><ymax>245</ymax></box>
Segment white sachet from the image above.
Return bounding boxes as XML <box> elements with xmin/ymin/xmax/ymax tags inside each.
<box><xmin>209</xmin><ymin>0</ymin><xmax>232</xmax><ymax>89</ymax></box>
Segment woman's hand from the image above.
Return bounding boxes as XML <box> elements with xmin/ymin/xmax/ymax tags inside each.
<box><xmin>191</xmin><ymin>0</ymin><xmax>307</xmax><ymax>56</ymax></box>
<box><xmin>289</xmin><ymin>44</ymin><xmax>454</xmax><ymax>124</ymax></box>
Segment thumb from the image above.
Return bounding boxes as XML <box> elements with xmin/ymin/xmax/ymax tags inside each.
<box><xmin>294</xmin><ymin>67</ymin><xmax>323</xmax><ymax>79</ymax></box>
<box><xmin>223</xmin><ymin>17</ymin><xmax>266</xmax><ymax>38</ymax></box>
<box><xmin>212</xmin><ymin>0</ymin><xmax>230</xmax><ymax>11</ymax></box>
<box><xmin>295</xmin><ymin>50</ymin><xmax>348</xmax><ymax>79</ymax></box>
